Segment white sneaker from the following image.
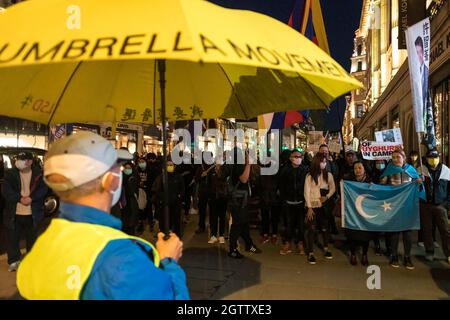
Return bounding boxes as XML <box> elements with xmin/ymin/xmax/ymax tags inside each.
<box><xmin>8</xmin><ymin>261</ymin><xmax>20</xmax><ymax>272</ymax></box>
<box><xmin>208</xmin><ymin>236</ymin><xmax>218</xmax><ymax>244</ymax></box>
<box><xmin>418</xmin><ymin>242</ymin><xmax>424</xmax><ymax>247</ymax></box>
<box><xmin>219</xmin><ymin>236</ymin><xmax>226</xmax><ymax>244</ymax></box>
<box><xmin>434</xmin><ymin>241</ymin><xmax>440</xmax><ymax>248</ymax></box>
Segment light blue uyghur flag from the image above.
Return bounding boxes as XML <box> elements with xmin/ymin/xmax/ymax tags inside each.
<box><xmin>341</xmin><ymin>181</ymin><xmax>420</xmax><ymax>232</ymax></box>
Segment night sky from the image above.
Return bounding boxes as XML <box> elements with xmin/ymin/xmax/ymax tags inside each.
<box><xmin>208</xmin><ymin>0</ymin><xmax>363</xmax><ymax>72</ymax></box>
<box><xmin>208</xmin><ymin>0</ymin><xmax>364</xmax><ymax>130</ymax></box>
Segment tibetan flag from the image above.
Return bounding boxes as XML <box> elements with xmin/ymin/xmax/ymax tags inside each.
<box><xmin>288</xmin><ymin>0</ymin><xmax>330</xmax><ymax>54</ymax></box>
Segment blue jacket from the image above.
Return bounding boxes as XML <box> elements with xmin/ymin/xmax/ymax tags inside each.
<box><xmin>58</xmin><ymin>202</ymin><xmax>190</xmax><ymax>300</ymax></box>
<box><xmin>2</xmin><ymin>166</ymin><xmax>48</xmax><ymax>229</ymax></box>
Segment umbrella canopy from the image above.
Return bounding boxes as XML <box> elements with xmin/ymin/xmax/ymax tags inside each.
<box><xmin>0</xmin><ymin>0</ymin><xmax>362</xmax><ymax>125</ymax></box>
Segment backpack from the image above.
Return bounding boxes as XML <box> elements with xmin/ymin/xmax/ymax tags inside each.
<box><xmin>136</xmin><ymin>188</ymin><xmax>147</xmax><ymax>210</ymax></box>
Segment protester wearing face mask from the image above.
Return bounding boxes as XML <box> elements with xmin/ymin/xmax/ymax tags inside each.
<box><xmin>146</xmin><ymin>153</ymin><xmax>161</xmax><ymax>229</ymax></box>
<box><xmin>380</xmin><ymin>149</ymin><xmax>422</xmax><ymax>270</ymax></box>
<box><xmin>304</xmin><ymin>153</ymin><xmax>336</xmax><ymax>264</ymax></box>
<box><xmin>319</xmin><ymin>144</ymin><xmax>340</xmax><ymax>236</ymax></box>
<box><xmin>407</xmin><ymin>151</ymin><xmax>421</xmax><ymax>169</ymax></box>
<box><xmin>135</xmin><ymin>157</ymin><xmax>151</xmax><ymax>234</ymax></box>
<box><xmin>118</xmin><ymin>162</ymin><xmax>140</xmax><ymax>236</ymax></box>
<box><xmin>344</xmin><ymin>161</ymin><xmax>374</xmax><ymax>266</ymax></box>
<box><xmin>278</xmin><ymin>150</ymin><xmax>308</xmax><ymax>255</ymax></box>
<box><xmin>2</xmin><ymin>152</ymin><xmax>47</xmax><ymax>272</ymax></box>
<box><xmin>152</xmin><ymin>160</ymin><xmax>185</xmax><ymax>238</ymax></box>
<box><xmin>372</xmin><ymin>160</ymin><xmax>387</xmax><ymax>184</ymax></box>
<box><xmin>418</xmin><ymin>149</ymin><xmax>450</xmax><ymax>264</ymax></box>
<box><xmin>16</xmin><ymin>132</ymin><xmax>188</xmax><ymax>299</ymax></box>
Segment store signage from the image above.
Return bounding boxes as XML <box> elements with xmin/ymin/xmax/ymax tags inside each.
<box><xmin>430</xmin><ymin>29</ymin><xmax>450</xmax><ymax>65</ymax></box>
<box><xmin>398</xmin><ymin>0</ymin><xmax>426</xmax><ymax>49</ymax></box>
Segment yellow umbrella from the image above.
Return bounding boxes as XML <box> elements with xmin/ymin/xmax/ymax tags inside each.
<box><xmin>0</xmin><ymin>0</ymin><xmax>361</xmax><ymax>125</ymax></box>
<box><xmin>0</xmin><ymin>0</ymin><xmax>362</xmax><ymax>235</ymax></box>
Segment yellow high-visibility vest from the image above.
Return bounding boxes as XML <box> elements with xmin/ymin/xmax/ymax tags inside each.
<box><xmin>17</xmin><ymin>218</ymin><xmax>159</xmax><ymax>300</ymax></box>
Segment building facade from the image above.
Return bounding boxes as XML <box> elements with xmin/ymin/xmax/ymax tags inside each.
<box><xmin>346</xmin><ymin>0</ymin><xmax>450</xmax><ymax>163</ymax></box>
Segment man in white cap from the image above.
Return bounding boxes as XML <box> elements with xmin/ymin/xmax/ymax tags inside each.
<box><xmin>16</xmin><ymin>131</ymin><xmax>189</xmax><ymax>300</ymax></box>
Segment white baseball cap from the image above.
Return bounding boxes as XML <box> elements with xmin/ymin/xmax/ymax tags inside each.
<box><xmin>44</xmin><ymin>131</ymin><xmax>132</xmax><ymax>191</ymax></box>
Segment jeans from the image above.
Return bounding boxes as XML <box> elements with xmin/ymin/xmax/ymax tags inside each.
<box><xmin>7</xmin><ymin>215</ymin><xmax>36</xmax><ymax>265</ymax></box>
<box><xmin>420</xmin><ymin>203</ymin><xmax>450</xmax><ymax>257</ymax></box>
<box><xmin>209</xmin><ymin>197</ymin><xmax>227</xmax><ymax>237</ymax></box>
<box><xmin>229</xmin><ymin>197</ymin><xmax>254</xmax><ymax>252</ymax></box>
<box><xmin>281</xmin><ymin>203</ymin><xmax>304</xmax><ymax>244</ymax></box>
<box><xmin>305</xmin><ymin>207</ymin><xmax>329</xmax><ymax>255</ymax></box>
<box><xmin>261</xmin><ymin>204</ymin><xmax>280</xmax><ymax>236</ymax></box>
<box><xmin>389</xmin><ymin>231</ymin><xmax>412</xmax><ymax>257</ymax></box>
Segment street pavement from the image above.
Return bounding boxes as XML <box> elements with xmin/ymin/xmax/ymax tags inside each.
<box><xmin>1</xmin><ymin>213</ymin><xmax>449</xmax><ymax>300</ymax></box>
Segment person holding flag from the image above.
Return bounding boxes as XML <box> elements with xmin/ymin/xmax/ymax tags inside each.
<box><xmin>380</xmin><ymin>149</ymin><xmax>422</xmax><ymax>270</ymax></box>
<box><xmin>418</xmin><ymin>149</ymin><xmax>450</xmax><ymax>264</ymax></box>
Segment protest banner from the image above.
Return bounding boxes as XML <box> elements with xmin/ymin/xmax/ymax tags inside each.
<box><xmin>406</xmin><ymin>18</ymin><xmax>431</xmax><ymax>133</ymax></box>
<box><xmin>307</xmin><ymin>131</ymin><xmax>323</xmax><ymax>152</ymax></box>
<box><xmin>375</xmin><ymin>128</ymin><xmax>403</xmax><ymax>144</ymax></box>
<box><xmin>360</xmin><ymin>141</ymin><xmax>403</xmax><ymax>160</ymax></box>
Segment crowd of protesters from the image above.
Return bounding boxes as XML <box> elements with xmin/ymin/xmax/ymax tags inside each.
<box><xmin>2</xmin><ymin>142</ymin><xmax>450</xmax><ymax>273</ymax></box>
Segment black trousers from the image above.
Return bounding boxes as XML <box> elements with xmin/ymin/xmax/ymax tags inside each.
<box><xmin>389</xmin><ymin>231</ymin><xmax>412</xmax><ymax>257</ymax></box>
<box><xmin>305</xmin><ymin>207</ymin><xmax>329</xmax><ymax>255</ymax></box>
<box><xmin>198</xmin><ymin>194</ymin><xmax>209</xmax><ymax>230</ymax></box>
<box><xmin>349</xmin><ymin>240</ymin><xmax>369</xmax><ymax>255</ymax></box>
<box><xmin>261</xmin><ymin>204</ymin><xmax>280</xmax><ymax>236</ymax></box>
<box><xmin>7</xmin><ymin>215</ymin><xmax>36</xmax><ymax>265</ymax></box>
<box><xmin>209</xmin><ymin>197</ymin><xmax>227</xmax><ymax>237</ymax></box>
<box><xmin>229</xmin><ymin>198</ymin><xmax>254</xmax><ymax>252</ymax></box>
<box><xmin>184</xmin><ymin>184</ymin><xmax>193</xmax><ymax>216</ymax></box>
<box><xmin>420</xmin><ymin>203</ymin><xmax>450</xmax><ymax>257</ymax></box>
<box><xmin>281</xmin><ymin>203</ymin><xmax>304</xmax><ymax>244</ymax></box>
<box><xmin>159</xmin><ymin>202</ymin><xmax>182</xmax><ymax>239</ymax></box>
<box><xmin>138</xmin><ymin>190</ymin><xmax>154</xmax><ymax>225</ymax></box>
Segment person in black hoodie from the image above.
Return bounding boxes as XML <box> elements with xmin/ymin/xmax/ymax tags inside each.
<box><xmin>119</xmin><ymin>162</ymin><xmax>140</xmax><ymax>236</ymax></box>
<box><xmin>195</xmin><ymin>152</ymin><xmax>214</xmax><ymax>234</ymax></box>
<box><xmin>278</xmin><ymin>150</ymin><xmax>308</xmax><ymax>255</ymax></box>
<box><xmin>258</xmin><ymin>159</ymin><xmax>281</xmax><ymax>245</ymax></box>
<box><xmin>2</xmin><ymin>151</ymin><xmax>48</xmax><ymax>272</ymax></box>
<box><xmin>419</xmin><ymin>149</ymin><xmax>450</xmax><ymax>264</ymax></box>
<box><xmin>146</xmin><ymin>153</ymin><xmax>161</xmax><ymax>229</ymax></box>
<box><xmin>222</xmin><ymin>147</ymin><xmax>262</xmax><ymax>259</ymax></box>
<box><xmin>136</xmin><ymin>157</ymin><xmax>150</xmax><ymax>234</ymax></box>
<box><xmin>177</xmin><ymin>155</ymin><xmax>196</xmax><ymax>223</ymax></box>
<box><xmin>152</xmin><ymin>160</ymin><xmax>185</xmax><ymax>238</ymax></box>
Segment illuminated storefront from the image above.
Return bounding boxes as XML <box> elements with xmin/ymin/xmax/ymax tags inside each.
<box><xmin>0</xmin><ymin>117</ymin><xmax>48</xmax><ymax>149</ymax></box>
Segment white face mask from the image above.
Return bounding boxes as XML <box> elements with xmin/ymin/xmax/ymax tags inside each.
<box><xmin>291</xmin><ymin>158</ymin><xmax>302</xmax><ymax>166</ymax></box>
<box><xmin>15</xmin><ymin>160</ymin><xmax>28</xmax><ymax>170</ymax></box>
<box><xmin>103</xmin><ymin>172</ymin><xmax>122</xmax><ymax>207</ymax></box>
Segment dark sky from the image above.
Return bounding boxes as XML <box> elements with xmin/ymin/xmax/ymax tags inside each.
<box><xmin>208</xmin><ymin>0</ymin><xmax>364</xmax><ymax>130</ymax></box>
<box><xmin>208</xmin><ymin>0</ymin><xmax>363</xmax><ymax>71</ymax></box>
